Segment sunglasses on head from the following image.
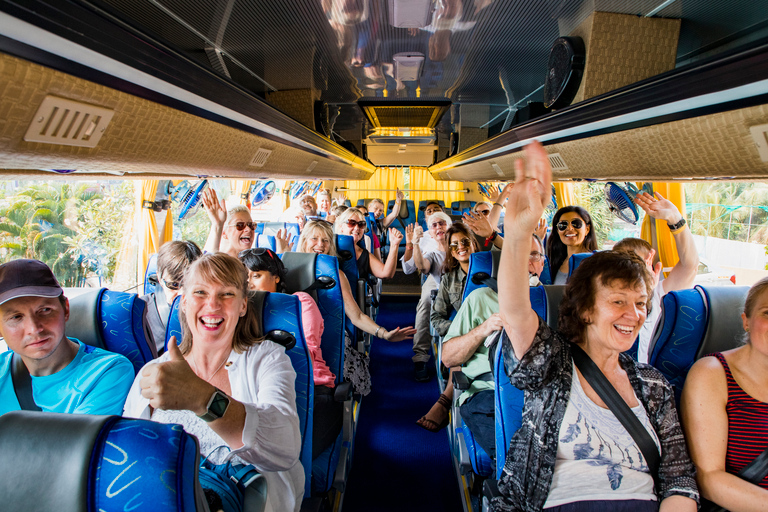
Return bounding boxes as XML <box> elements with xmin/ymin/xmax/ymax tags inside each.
<box><xmin>162</xmin><ymin>278</ymin><xmax>181</xmax><ymax>291</ymax></box>
<box><xmin>556</xmin><ymin>219</ymin><xmax>585</xmax><ymax>231</ymax></box>
<box><xmin>240</xmin><ymin>247</ymin><xmax>275</xmax><ymax>260</ymax></box>
<box><xmin>346</xmin><ymin>219</ymin><xmax>367</xmax><ymax>229</ymax></box>
<box><xmin>449</xmin><ymin>238</ymin><xmax>472</xmax><ymax>251</ymax></box>
<box><xmin>230</xmin><ymin>221</ymin><xmax>257</xmax><ymax>231</ymax></box>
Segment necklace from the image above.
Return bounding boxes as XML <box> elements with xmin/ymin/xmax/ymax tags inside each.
<box><xmin>191</xmin><ymin>352</ymin><xmax>229</xmax><ymax>382</ymax></box>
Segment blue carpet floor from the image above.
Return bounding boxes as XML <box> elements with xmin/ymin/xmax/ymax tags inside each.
<box><xmin>343</xmin><ymin>296</ymin><xmax>463</xmax><ymax>512</ymax></box>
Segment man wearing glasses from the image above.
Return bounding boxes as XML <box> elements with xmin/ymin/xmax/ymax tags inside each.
<box><xmin>441</xmin><ymin>233</ymin><xmax>545</xmax><ymax>459</ymax></box>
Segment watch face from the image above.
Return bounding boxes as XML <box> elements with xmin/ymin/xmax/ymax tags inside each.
<box><xmin>209</xmin><ymin>391</ymin><xmax>230</xmax><ymax>418</ymax></box>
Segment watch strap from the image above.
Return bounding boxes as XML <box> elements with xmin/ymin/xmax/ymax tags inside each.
<box><xmin>667</xmin><ymin>218</ymin><xmax>686</xmax><ymax>231</ymax></box>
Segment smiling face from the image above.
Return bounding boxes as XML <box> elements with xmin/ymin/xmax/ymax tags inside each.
<box><xmin>369</xmin><ymin>201</ymin><xmax>385</xmax><ymax>219</ymax></box>
<box><xmin>449</xmin><ymin>232</ymin><xmax>473</xmax><ymax>264</ymax></box>
<box><xmin>247</xmin><ymin>269</ymin><xmax>280</xmax><ymax>293</ymax></box>
<box><xmin>584</xmin><ymin>279</ymin><xmax>648</xmax><ymax>353</ymax></box>
<box><xmin>222</xmin><ymin>211</ymin><xmax>255</xmax><ymax>253</ymax></box>
<box><xmin>182</xmin><ymin>273</ymin><xmax>247</xmax><ymax>348</ymax></box>
<box><xmin>303</xmin><ymin>227</ymin><xmax>332</xmax><ymax>255</ymax></box>
<box><xmin>529</xmin><ymin>236</ymin><xmax>545</xmax><ymax>276</ymax></box>
<box><xmin>300</xmin><ymin>196</ymin><xmax>317</xmax><ymax>215</ymax></box>
<box><xmin>341</xmin><ymin>213</ymin><xmax>366</xmax><ymax>242</ymax></box>
<box><xmin>742</xmin><ymin>286</ymin><xmax>768</xmax><ymax>353</ymax></box>
<box><xmin>428</xmin><ymin>216</ymin><xmax>449</xmax><ymax>242</ymax></box>
<box><xmin>0</xmin><ymin>295</ymin><xmax>69</xmax><ymax>362</ymax></box>
<box><xmin>424</xmin><ymin>203</ymin><xmax>442</xmax><ymax>218</ymax></box>
<box><xmin>557</xmin><ymin>211</ymin><xmax>589</xmax><ymax>249</ymax></box>
<box><xmin>318</xmin><ymin>195</ymin><xmax>331</xmax><ymax>213</ymax></box>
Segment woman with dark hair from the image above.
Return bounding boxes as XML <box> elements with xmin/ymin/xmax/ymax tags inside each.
<box><xmin>547</xmin><ymin>205</ymin><xmax>598</xmax><ymax>285</ymax></box>
<box><xmin>492</xmin><ymin>142</ymin><xmax>698</xmax><ymax>512</ymax></box>
<box><xmin>239</xmin><ymin>248</ymin><xmax>342</xmax><ymax>458</ymax></box>
<box><xmin>681</xmin><ymin>276</ymin><xmax>768</xmax><ymax>510</ymax></box>
<box><xmin>416</xmin><ymin>223</ymin><xmax>479</xmax><ymax>432</ymax></box>
<box><xmin>124</xmin><ymin>252</ymin><xmax>303</xmax><ymax>512</ymax></box>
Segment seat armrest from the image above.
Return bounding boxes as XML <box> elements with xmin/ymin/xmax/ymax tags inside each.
<box><xmin>453</xmin><ymin>370</ymin><xmax>470</xmax><ymax>391</ymax></box>
<box><xmin>334</xmin><ymin>381</ymin><xmax>353</xmax><ymax>402</ymax></box>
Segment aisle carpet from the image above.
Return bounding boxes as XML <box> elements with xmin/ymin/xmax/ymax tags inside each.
<box><xmin>343</xmin><ymin>296</ymin><xmax>463</xmax><ymax>512</ymax></box>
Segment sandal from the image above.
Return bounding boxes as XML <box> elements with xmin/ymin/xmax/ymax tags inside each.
<box><xmin>416</xmin><ymin>393</ymin><xmax>451</xmax><ymax>433</ymax></box>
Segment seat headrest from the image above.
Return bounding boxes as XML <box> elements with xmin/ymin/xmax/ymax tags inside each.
<box><xmin>696</xmin><ymin>284</ymin><xmax>750</xmax><ymax>359</ymax></box>
<box><xmin>543</xmin><ymin>285</ymin><xmax>566</xmax><ymax>330</ymax></box>
<box><xmin>67</xmin><ymin>288</ymin><xmax>107</xmax><ymax>349</ymax></box>
<box><xmin>0</xmin><ymin>411</ymin><xmax>117</xmax><ymax>512</ymax></box>
<box><xmin>249</xmin><ymin>291</ymin><xmax>297</xmax><ymax>350</ymax></box>
<box><xmin>282</xmin><ymin>252</ymin><xmax>319</xmax><ymax>294</ymax></box>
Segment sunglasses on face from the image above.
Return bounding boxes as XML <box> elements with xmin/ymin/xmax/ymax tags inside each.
<box><xmin>529</xmin><ymin>251</ymin><xmax>543</xmax><ymax>262</ymax></box>
<box><xmin>476</xmin><ymin>209</ymin><xmax>491</xmax><ymax>216</ymax></box>
<box><xmin>162</xmin><ymin>278</ymin><xmax>181</xmax><ymax>291</ymax></box>
<box><xmin>449</xmin><ymin>238</ymin><xmax>472</xmax><ymax>251</ymax></box>
<box><xmin>556</xmin><ymin>219</ymin><xmax>585</xmax><ymax>231</ymax></box>
<box><xmin>230</xmin><ymin>221</ymin><xmax>257</xmax><ymax>231</ymax></box>
<box><xmin>346</xmin><ymin>219</ymin><xmax>367</xmax><ymax>229</ymax></box>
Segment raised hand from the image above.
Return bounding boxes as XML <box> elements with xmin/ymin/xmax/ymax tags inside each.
<box><xmin>413</xmin><ymin>225</ymin><xmax>424</xmax><ymax>244</ymax></box>
<box><xmin>534</xmin><ymin>217</ymin><xmax>548</xmax><ymax>241</ymax></box>
<box><xmin>405</xmin><ymin>223</ymin><xmax>415</xmax><ymax>244</ymax></box>
<box><xmin>382</xmin><ymin>325</ymin><xmax>417</xmax><ymax>342</ymax></box>
<box><xmin>202</xmin><ymin>188</ymin><xmax>227</xmax><ymax>228</ymax></box>
<box><xmin>335</xmin><ymin>193</ymin><xmax>347</xmax><ymax>207</ymax></box>
<box><xmin>140</xmin><ymin>337</ymin><xmax>211</xmax><ymax>413</ymax></box>
<box><xmin>634</xmin><ymin>191</ymin><xmax>683</xmax><ymax>224</ymax></box>
<box><xmin>463</xmin><ymin>211</ymin><xmax>494</xmax><ymax>238</ymax></box>
<box><xmin>389</xmin><ymin>228</ymin><xmax>404</xmax><ymax>246</ymax></box>
<box><xmin>505</xmin><ymin>141</ymin><xmax>552</xmax><ymax>238</ymax></box>
<box><xmin>276</xmin><ymin>228</ymin><xmax>294</xmax><ymax>254</ymax></box>
<box><xmin>395</xmin><ymin>188</ymin><xmax>404</xmax><ymax>203</ymax></box>
<box><xmin>496</xmin><ymin>182</ymin><xmax>514</xmax><ymax>207</ymax></box>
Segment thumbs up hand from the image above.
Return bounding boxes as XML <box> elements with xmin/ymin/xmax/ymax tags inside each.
<box><xmin>140</xmin><ymin>337</ymin><xmax>214</xmax><ymax>413</ymax></box>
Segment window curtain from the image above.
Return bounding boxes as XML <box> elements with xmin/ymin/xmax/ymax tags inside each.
<box><xmin>134</xmin><ymin>180</ymin><xmax>160</xmax><ymax>293</ymax></box>
<box><xmin>231</xmin><ymin>180</ymin><xmax>254</xmax><ymax>206</ymax></box>
<box><xmin>345</xmin><ymin>167</ymin><xmax>404</xmax><ymax>209</ymax></box>
<box><xmin>554</xmin><ymin>182</ymin><xmax>576</xmax><ymax>209</ymax></box>
<box><xmin>641</xmin><ymin>182</ymin><xmax>685</xmax><ymax>272</ymax></box>
<box><xmin>408</xmin><ymin>167</ymin><xmax>465</xmax><ymax>221</ymax></box>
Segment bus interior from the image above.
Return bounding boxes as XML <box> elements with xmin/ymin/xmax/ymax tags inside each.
<box><xmin>0</xmin><ymin>0</ymin><xmax>767</xmax><ymax>511</ymax></box>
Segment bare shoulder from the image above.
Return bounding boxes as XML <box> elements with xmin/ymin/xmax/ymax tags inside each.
<box><xmin>682</xmin><ymin>354</ymin><xmax>728</xmax><ymax>401</ymax></box>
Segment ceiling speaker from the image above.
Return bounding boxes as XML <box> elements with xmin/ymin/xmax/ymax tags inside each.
<box><xmin>543</xmin><ymin>37</ymin><xmax>586</xmax><ymax>109</ymax></box>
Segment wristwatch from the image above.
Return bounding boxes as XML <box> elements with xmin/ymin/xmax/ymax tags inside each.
<box><xmin>198</xmin><ymin>388</ymin><xmax>230</xmax><ymax>422</ymax></box>
<box><xmin>667</xmin><ymin>218</ymin><xmax>686</xmax><ymax>231</ymax></box>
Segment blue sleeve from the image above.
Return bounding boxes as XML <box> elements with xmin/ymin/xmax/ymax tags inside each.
<box><xmin>72</xmin><ymin>355</ymin><xmax>135</xmax><ymax>416</ymax></box>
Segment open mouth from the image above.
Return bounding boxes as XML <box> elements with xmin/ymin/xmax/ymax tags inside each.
<box><xmin>239</xmin><ymin>235</ymin><xmax>252</xmax><ymax>245</ymax></box>
<box><xmin>200</xmin><ymin>316</ymin><xmax>224</xmax><ymax>330</ymax></box>
<box><xmin>313</xmin><ymin>247</ymin><xmax>325</xmax><ymax>254</ymax></box>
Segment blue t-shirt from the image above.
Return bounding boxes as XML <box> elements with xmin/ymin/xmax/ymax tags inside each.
<box><xmin>0</xmin><ymin>339</ymin><xmax>134</xmax><ymax>416</ymax></box>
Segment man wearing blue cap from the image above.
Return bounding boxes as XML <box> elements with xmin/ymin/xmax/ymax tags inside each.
<box><xmin>0</xmin><ymin>259</ymin><xmax>134</xmax><ymax>415</ymax></box>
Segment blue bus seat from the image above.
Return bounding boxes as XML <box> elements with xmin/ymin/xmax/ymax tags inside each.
<box><xmin>285</xmin><ymin>223</ymin><xmax>301</xmax><ymax>239</ymax></box>
<box><xmin>567</xmin><ymin>252</ymin><xmax>594</xmax><ymax>280</ymax></box>
<box><xmin>386</xmin><ymin>199</ymin><xmax>415</xmax><ymax>258</ymax></box>
<box><xmin>255</xmin><ymin>234</ymin><xmax>277</xmax><ymax>252</ymax></box>
<box><xmin>280</xmin><ymin>253</ymin><xmax>353</xmax><ymax>495</ymax></box>
<box><xmin>144</xmin><ymin>253</ymin><xmax>158</xmax><ymax>295</ymax></box>
<box><xmin>251</xmin><ymin>290</ymin><xmax>314</xmax><ymax>498</ymax></box>
<box><xmin>450</xmin><ymin>200</ymin><xmax>476</xmax><ymax>215</ymax></box>
<box><xmin>254</xmin><ymin>223</ymin><xmax>265</xmax><ymax>234</ymax></box>
<box><xmin>539</xmin><ymin>256</ymin><xmax>552</xmax><ymax>285</ymax></box>
<box><xmin>356</xmin><ymin>198</ymin><xmax>376</xmax><ymax>209</ymax></box>
<box><xmin>336</xmin><ymin>234</ymin><xmax>363</xmax><ymax>345</ymax></box>
<box><xmin>165</xmin><ymin>295</ymin><xmax>182</xmax><ymax>350</ymax></box>
<box><xmin>649</xmin><ymin>284</ymin><xmax>748</xmax><ymax>405</ymax></box>
<box><xmin>0</xmin><ymin>411</ymin><xmax>206</xmax><ymax>511</ymax></box>
<box><xmin>66</xmin><ymin>288</ymin><xmax>156</xmax><ymax>375</ymax></box>
<box><xmin>462</xmin><ymin>251</ymin><xmax>500</xmax><ymax>302</ymax></box>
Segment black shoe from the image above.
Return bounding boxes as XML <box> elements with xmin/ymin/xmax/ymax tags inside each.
<box><xmin>414</xmin><ymin>361</ymin><xmax>430</xmax><ymax>382</ymax></box>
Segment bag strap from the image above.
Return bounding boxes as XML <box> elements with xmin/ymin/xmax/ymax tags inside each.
<box><xmin>738</xmin><ymin>443</ymin><xmax>768</xmax><ymax>484</ymax></box>
<box><xmin>570</xmin><ymin>344</ymin><xmax>661</xmax><ymax>490</ymax></box>
<box><xmin>11</xmin><ymin>353</ymin><xmax>42</xmax><ymax>411</ymax></box>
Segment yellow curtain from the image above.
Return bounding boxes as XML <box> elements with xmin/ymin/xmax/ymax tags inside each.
<box><xmin>283</xmin><ymin>180</ymin><xmax>293</xmax><ymax>211</ymax></box>
<box><xmin>345</xmin><ymin>167</ymin><xmax>404</xmax><ymax>208</ymax></box>
<box><xmin>408</xmin><ymin>167</ymin><xmax>465</xmax><ymax>221</ymax></box>
<box><xmin>231</xmin><ymin>180</ymin><xmax>254</xmax><ymax>206</ymax></box>
<box><xmin>640</xmin><ymin>182</ymin><xmax>686</xmax><ymax>270</ymax></box>
<box><xmin>135</xmin><ymin>180</ymin><xmax>160</xmax><ymax>293</ymax></box>
<box><xmin>554</xmin><ymin>182</ymin><xmax>576</xmax><ymax>208</ymax></box>
<box><xmin>160</xmin><ymin>209</ymin><xmax>173</xmax><ymax>245</ymax></box>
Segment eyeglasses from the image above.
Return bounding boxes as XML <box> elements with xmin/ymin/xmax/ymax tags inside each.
<box><xmin>475</xmin><ymin>209</ymin><xmax>491</xmax><ymax>216</ymax></box>
<box><xmin>529</xmin><ymin>251</ymin><xmax>543</xmax><ymax>262</ymax></box>
<box><xmin>449</xmin><ymin>238</ymin><xmax>472</xmax><ymax>251</ymax></box>
<box><xmin>346</xmin><ymin>219</ymin><xmax>367</xmax><ymax>229</ymax></box>
<box><xmin>556</xmin><ymin>219</ymin><xmax>585</xmax><ymax>231</ymax></box>
<box><xmin>230</xmin><ymin>221</ymin><xmax>257</xmax><ymax>231</ymax></box>
<box><xmin>430</xmin><ymin>221</ymin><xmax>447</xmax><ymax>229</ymax></box>
<box><xmin>162</xmin><ymin>278</ymin><xmax>181</xmax><ymax>291</ymax></box>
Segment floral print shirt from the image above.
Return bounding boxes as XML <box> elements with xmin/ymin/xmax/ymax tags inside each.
<box><xmin>491</xmin><ymin>318</ymin><xmax>698</xmax><ymax>512</ymax></box>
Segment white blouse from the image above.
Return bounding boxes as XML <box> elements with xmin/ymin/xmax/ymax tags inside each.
<box><xmin>123</xmin><ymin>339</ymin><xmax>304</xmax><ymax>512</ymax></box>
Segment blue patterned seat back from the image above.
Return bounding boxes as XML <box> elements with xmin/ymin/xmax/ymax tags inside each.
<box><xmin>255</xmin><ymin>234</ymin><xmax>276</xmax><ymax>252</ymax></box>
<box><xmin>93</xmin><ymin>418</ymin><xmax>201</xmax><ymax>511</ymax></box>
<box><xmin>144</xmin><ymin>253</ymin><xmax>158</xmax><ymax>295</ymax></box>
<box><xmin>336</xmin><ymin>234</ymin><xmax>360</xmax><ymax>342</ymax></box>
<box><xmin>100</xmin><ymin>289</ymin><xmax>156</xmax><ymax>374</ymax></box>
<box><xmin>648</xmin><ymin>289</ymin><xmax>709</xmax><ymax>405</ymax></box>
<box><xmin>568</xmin><ymin>252</ymin><xmax>594</xmax><ymax>280</ymax></box>
<box><xmin>165</xmin><ymin>295</ymin><xmax>183</xmax><ymax>350</ymax></box>
<box><xmin>462</xmin><ymin>251</ymin><xmax>500</xmax><ymax>303</ymax></box>
<box><xmin>260</xmin><ymin>292</ymin><xmax>314</xmax><ymax>497</ymax></box>
<box><xmin>494</xmin><ymin>287</ymin><xmax>547</xmax><ymax>477</ymax></box>
<box><xmin>539</xmin><ymin>256</ymin><xmax>552</xmax><ymax>285</ymax></box>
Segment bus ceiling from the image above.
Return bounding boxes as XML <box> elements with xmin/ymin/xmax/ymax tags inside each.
<box><xmin>0</xmin><ymin>0</ymin><xmax>766</xmax><ymax>182</ymax></box>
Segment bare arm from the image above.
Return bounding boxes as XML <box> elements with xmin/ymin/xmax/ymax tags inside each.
<box><xmin>658</xmin><ymin>496</ymin><xmax>697</xmax><ymax>512</ymax></box>
<box><xmin>634</xmin><ymin>192</ymin><xmax>698</xmax><ymax>294</ymax></box>
<box><xmin>442</xmin><ymin>314</ymin><xmax>503</xmax><ymax>367</ymax></box>
<box><xmin>368</xmin><ymin>228</ymin><xmax>403</xmax><ymax>278</ymax></box>
<box><xmin>411</xmin><ymin>225</ymin><xmax>432</xmax><ymax>274</ymax></box>
<box><xmin>381</xmin><ymin>188</ymin><xmax>403</xmax><ymax>228</ymax></box>
<box><xmin>681</xmin><ymin>356</ymin><xmax>768</xmax><ymax>510</ymax></box>
<box><xmin>202</xmin><ymin>188</ymin><xmax>227</xmax><ymax>253</ymax></box>
<box><xmin>338</xmin><ymin>272</ymin><xmax>416</xmax><ymax>341</ymax></box>
<box><xmin>488</xmin><ymin>183</ymin><xmax>513</xmax><ymax>229</ymax></box>
<box><xmin>402</xmin><ymin>223</ymin><xmax>415</xmax><ymax>263</ymax></box>
<box><xmin>498</xmin><ymin>142</ymin><xmax>552</xmax><ymax>359</ymax></box>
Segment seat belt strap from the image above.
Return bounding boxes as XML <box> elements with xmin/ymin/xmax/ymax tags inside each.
<box><xmin>738</xmin><ymin>443</ymin><xmax>768</xmax><ymax>484</ymax></box>
<box><xmin>570</xmin><ymin>344</ymin><xmax>660</xmax><ymax>491</ymax></box>
<box><xmin>11</xmin><ymin>353</ymin><xmax>41</xmax><ymax>411</ymax></box>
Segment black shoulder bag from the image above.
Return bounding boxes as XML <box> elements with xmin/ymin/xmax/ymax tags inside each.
<box><xmin>570</xmin><ymin>344</ymin><xmax>661</xmax><ymax>491</ymax></box>
<box><xmin>10</xmin><ymin>353</ymin><xmax>41</xmax><ymax>411</ymax></box>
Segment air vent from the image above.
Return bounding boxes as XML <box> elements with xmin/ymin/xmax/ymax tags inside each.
<box><xmin>306</xmin><ymin>161</ymin><xmax>317</xmax><ymax>173</ymax></box>
<box><xmin>548</xmin><ymin>153</ymin><xmax>569</xmax><ymax>171</ymax></box>
<box><xmin>24</xmin><ymin>96</ymin><xmax>114</xmax><ymax>148</ymax></box>
<box><xmin>249</xmin><ymin>148</ymin><xmax>272</xmax><ymax>167</ymax></box>
<box><xmin>749</xmin><ymin>124</ymin><xmax>768</xmax><ymax>162</ymax></box>
<box><xmin>491</xmin><ymin>162</ymin><xmax>505</xmax><ymax>176</ymax></box>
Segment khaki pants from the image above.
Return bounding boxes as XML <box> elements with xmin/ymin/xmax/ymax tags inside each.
<box><xmin>412</xmin><ymin>276</ymin><xmax>438</xmax><ymax>363</ymax></box>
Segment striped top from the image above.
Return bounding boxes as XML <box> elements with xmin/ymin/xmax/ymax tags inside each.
<box><xmin>712</xmin><ymin>352</ymin><xmax>768</xmax><ymax>489</ymax></box>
